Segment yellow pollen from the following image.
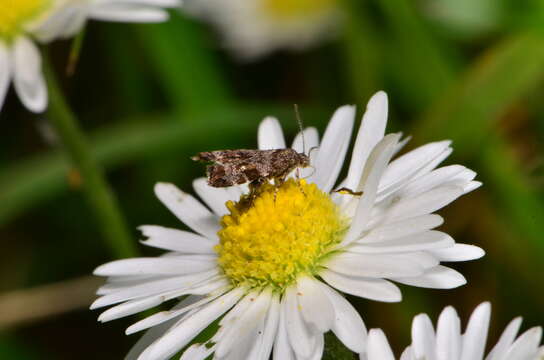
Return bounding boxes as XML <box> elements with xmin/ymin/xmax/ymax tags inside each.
<box><xmin>0</xmin><ymin>0</ymin><xmax>50</xmax><ymax>40</ymax></box>
<box><xmin>216</xmin><ymin>179</ymin><xmax>346</xmax><ymax>291</ymax></box>
<box><xmin>262</xmin><ymin>0</ymin><xmax>336</xmax><ymax>20</ymax></box>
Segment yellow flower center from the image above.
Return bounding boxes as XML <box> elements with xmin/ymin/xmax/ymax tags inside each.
<box><xmin>216</xmin><ymin>179</ymin><xmax>346</xmax><ymax>291</ymax></box>
<box><xmin>0</xmin><ymin>0</ymin><xmax>50</xmax><ymax>40</ymax></box>
<box><xmin>263</xmin><ymin>0</ymin><xmax>336</xmax><ymax>20</ymax></box>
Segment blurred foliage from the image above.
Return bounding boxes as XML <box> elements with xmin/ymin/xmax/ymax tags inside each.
<box><xmin>0</xmin><ymin>1</ymin><xmax>543</xmax><ymax>358</ymax></box>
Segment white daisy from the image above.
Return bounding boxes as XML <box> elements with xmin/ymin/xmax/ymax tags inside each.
<box><xmin>184</xmin><ymin>0</ymin><xmax>341</xmax><ymax>59</ymax></box>
<box><xmin>0</xmin><ymin>0</ymin><xmax>179</xmax><ymax>113</ymax></box>
<box><xmin>0</xmin><ymin>0</ymin><xmax>61</xmax><ymax>113</ymax></box>
<box><xmin>364</xmin><ymin>302</ymin><xmax>544</xmax><ymax>360</ymax></box>
<box><xmin>91</xmin><ymin>91</ymin><xmax>484</xmax><ymax>360</ymax></box>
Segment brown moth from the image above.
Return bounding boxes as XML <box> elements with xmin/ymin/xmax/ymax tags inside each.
<box><xmin>191</xmin><ymin>148</ymin><xmax>310</xmax><ymax>189</ymax></box>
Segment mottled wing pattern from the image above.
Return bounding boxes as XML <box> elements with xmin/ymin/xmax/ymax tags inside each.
<box><xmin>193</xmin><ymin>149</ymin><xmax>307</xmax><ymax>188</ymax></box>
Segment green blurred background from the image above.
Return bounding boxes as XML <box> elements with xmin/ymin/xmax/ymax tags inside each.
<box><xmin>1</xmin><ymin>0</ymin><xmax>544</xmax><ymax>358</ymax></box>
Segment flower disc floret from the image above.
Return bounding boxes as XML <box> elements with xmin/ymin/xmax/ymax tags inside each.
<box><xmin>263</xmin><ymin>0</ymin><xmax>336</xmax><ymax>20</ymax></box>
<box><xmin>216</xmin><ymin>179</ymin><xmax>346</xmax><ymax>290</ymax></box>
<box><xmin>0</xmin><ymin>0</ymin><xmax>50</xmax><ymax>40</ymax></box>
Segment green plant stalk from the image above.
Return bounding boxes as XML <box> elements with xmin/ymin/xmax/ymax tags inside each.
<box><xmin>43</xmin><ymin>58</ymin><xmax>136</xmax><ymax>258</ymax></box>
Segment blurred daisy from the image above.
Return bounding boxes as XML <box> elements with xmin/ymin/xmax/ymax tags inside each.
<box><xmin>184</xmin><ymin>0</ymin><xmax>341</xmax><ymax>59</ymax></box>
<box><xmin>0</xmin><ymin>0</ymin><xmax>60</xmax><ymax>112</ymax></box>
<box><xmin>0</xmin><ymin>0</ymin><xmax>179</xmax><ymax>114</ymax></box>
<box><xmin>364</xmin><ymin>302</ymin><xmax>544</xmax><ymax>360</ymax></box>
<box><xmin>92</xmin><ymin>91</ymin><xmax>484</xmax><ymax>359</ymax></box>
<box><xmin>36</xmin><ymin>0</ymin><xmax>181</xmax><ymax>42</ymax></box>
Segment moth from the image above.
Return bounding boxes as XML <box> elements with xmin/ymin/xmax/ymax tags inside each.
<box><xmin>192</xmin><ymin>106</ymin><xmax>362</xmax><ymax>197</ymax></box>
<box><xmin>191</xmin><ymin>148</ymin><xmax>310</xmax><ymax>189</ymax></box>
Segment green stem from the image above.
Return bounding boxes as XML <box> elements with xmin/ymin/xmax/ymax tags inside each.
<box><xmin>43</xmin><ymin>57</ymin><xmax>137</xmax><ymax>259</ymax></box>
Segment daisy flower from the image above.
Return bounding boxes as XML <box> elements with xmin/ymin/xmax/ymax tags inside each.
<box><xmin>184</xmin><ymin>0</ymin><xmax>341</xmax><ymax>59</ymax></box>
<box><xmin>91</xmin><ymin>91</ymin><xmax>484</xmax><ymax>359</ymax></box>
<box><xmin>0</xmin><ymin>0</ymin><xmax>61</xmax><ymax>112</ymax></box>
<box><xmin>0</xmin><ymin>0</ymin><xmax>179</xmax><ymax>113</ymax></box>
<box><xmin>364</xmin><ymin>302</ymin><xmax>544</xmax><ymax>360</ymax></box>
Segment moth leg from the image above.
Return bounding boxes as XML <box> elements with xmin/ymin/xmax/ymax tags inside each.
<box><xmin>334</xmin><ymin>187</ymin><xmax>364</xmax><ymax>197</ymax></box>
<box><xmin>247</xmin><ymin>178</ymin><xmax>265</xmax><ymax>205</ymax></box>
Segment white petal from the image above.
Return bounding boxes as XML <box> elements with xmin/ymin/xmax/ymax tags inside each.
<box><xmin>0</xmin><ymin>41</ymin><xmax>11</xmax><ymax>112</ymax></box>
<box><xmin>379</xmin><ymin>141</ymin><xmax>452</xmax><ymax>194</ymax></box>
<box><xmin>215</xmin><ymin>289</ymin><xmax>272</xmax><ymax>358</ymax></box>
<box><xmin>382</xmin><ymin>185</ymin><xmax>465</xmax><ymax>223</ymax></box>
<box><xmin>192</xmin><ymin>177</ymin><xmax>237</xmax><ymax>216</ymax></box>
<box><xmin>429</xmin><ymin>244</ymin><xmax>485</xmax><ymax>262</ymax></box>
<box><xmin>464</xmin><ymin>181</ymin><xmax>482</xmax><ymax>194</ymax></box>
<box><xmin>12</xmin><ymin>37</ymin><xmax>47</xmax><ymax>113</ymax></box>
<box><xmin>89</xmin><ymin>4</ymin><xmax>170</xmax><ymax>22</ymax></box>
<box><xmin>91</xmin><ymin>270</ymin><xmax>219</xmax><ymax>309</ymax></box>
<box><xmin>350</xmin><ymin>231</ymin><xmax>454</xmax><ymax>254</ymax></box>
<box><xmin>154</xmin><ymin>182</ymin><xmax>220</xmax><ymax>239</ymax></box>
<box><xmin>398</xmin><ymin>165</ymin><xmax>475</xmax><ymax>198</ymax></box>
<box><xmin>126</xmin><ymin>316</ymin><xmax>179</xmax><ymax>360</ymax></box>
<box><xmin>249</xmin><ymin>292</ymin><xmax>280</xmax><ymax>360</ymax></box>
<box><xmin>292</xmin><ymin>127</ymin><xmax>319</xmax><ymax>154</ymax></box>
<box><xmin>259</xmin><ymin>117</ymin><xmax>286</xmax><ymax>150</ymax></box>
<box><xmin>94</xmin><ymin>256</ymin><xmax>216</xmax><ymax>276</ymax></box>
<box><xmin>320</xmin><ymin>283</ymin><xmax>367</xmax><ymax>353</ymax></box>
<box><xmin>98</xmin><ymin>296</ymin><xmax>163</xmax><ymax>322</ymax></box>
<box><xmin>284</xmin><ymin>285</ymin><xmax>316</xmax><ymax>358</ymax></box>
<box><xmin>485</xmin><ymin>317</ymin><xmax>522</xmax><ymax>360</ymax></box>
<box><xmin>412</xmin><ymin>313</ymin><xmax>436</xmax><ymax>360</ymax></box>
<box><xmin>361</xmin><ymin>215</ymin><xmax>444</xmax><ymax>243</ymax></box>
<box><xmin>502</xmin><ymin>327</ymin><xmax>542</xmax><ymax>360</ymax></box>
<box><xmin>297</xmin><ymin>277</ymin><xmax>335</xmax><ymax>332</ymax></box>
<box><xmin>343</xmin><ymin>134</ymin><xmax>401</xmax><ymax>245</ymax></box>
<box><xmin>460</xmin><ymin>302</ymin><xmax>491</xmax><ymax>360</ymax></box>
<box><xmin>367</xmin><ymin>329</ymin><xmax>395</xmax><ymax>360</ymax></box>
<box><xmin>313</xmin><ymin>105</ymin><xmax>356</xmax><ymax>193</ymax></box>
<box><xmin>139</xmin><ymin>225</ymin><xmax>216</xmax><ymax>254</ymax></box>
<box><xmin>273</xmin><ymin>300</ymin><xmax>296</xmax><ymax>360</ymax></box>
<box><xmin>320</xmin><ymin>269</ymin><xmax>401</xmax><ymax>302</ymax></box>
<box><xmin>344</xmin><ymin>91</ymin><xmax>388</xmax><ymax>192</ymax></box>
<box><xmin>180</xmin><ymin>344</ymin><xmax>214</xmax><ymax>360</ymax></box>
<box><xmin>137</xmin><ymin>288</ymin><xmax>244</xmax><ymax>360</ymax></box>
<box><xmin>326</xmin><ymin>252</ymin><xmax>426</xmax><ymax>278</ymax></box>
<box><xmin>436</xmin><ymin>306</ymin><xmax>461</xmax><ymax>360</ymax></box>
<box><xmin>126</xmin><ymin>292</ymin><xmax>224</xmax><ymax>335</ymax></box>
<box><xmin>391</xmin><ymin>265</ymin><xmax>466</xmax><ymax>289</ymax></box>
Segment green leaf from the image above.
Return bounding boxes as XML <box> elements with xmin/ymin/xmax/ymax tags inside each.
<box><xmin>414</xmin><ymin>31</ymin><xmax>544</xmax><ymax>151</ymax></box>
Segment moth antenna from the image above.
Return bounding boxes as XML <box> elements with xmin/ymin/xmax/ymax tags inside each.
<box><xmin>294</xmin><ymin>104</ymin><xmax>306</xmax><ymax>154</ymax></box>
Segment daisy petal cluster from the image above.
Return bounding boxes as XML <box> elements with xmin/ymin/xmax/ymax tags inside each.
<box><xmin>35</xmin><ymin>0</ymin><xmax>181</xmax><ymax>43</ymax></box>
<box><xmin>184</xmin><ymin>0</ymin><xmax>341</xmax><ymax>59</ymax></box>
<box><xmin>364</xmin><ymin>302</ymin><xmax>544</xmax><ymax>360</ymax></box>
<box><xmin>91</xmin><ymin>91</ymin><xmax>484</xmax><ymax>359</ymax></box>
<box><xmin>0</xmin><ymin>0</ymin><xmax>180</xmax><ymax>113</ymax></box>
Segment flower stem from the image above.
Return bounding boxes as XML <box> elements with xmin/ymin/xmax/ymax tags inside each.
<box><xmin>43</xmin><ymin>57</ymin><xmax>136</xmax><ymax>258</ymax></box>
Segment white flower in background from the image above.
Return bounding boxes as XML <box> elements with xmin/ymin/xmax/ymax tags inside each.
<box><xmin>0</xmin><ymin>0</ymin><xmax>179</xmax><ymax>114</ymax></box>
<box><xmin>0</xmin><ymin>0</ymin><xmax>61</xmax><ymax>113</ymax></box>
<box><xmin>364</xmin><ymin>302</ymin><xmax>544</xmax><ymax>360</ymax></box>
<box><xmin>184</xmin><ymin>0</ymin><xmax>341</xmax><ymax>59</ymax></box>
<box><xmin>92</xmin><ymin>91</ymin><xmax>484</xmax><ymax>360</ymax></box>
<box><xmin>36</xmin><ymin>0</ymin><xmax>181</xmax><ymax>42</ymax></box>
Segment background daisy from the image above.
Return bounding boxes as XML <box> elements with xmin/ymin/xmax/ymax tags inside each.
<box><xmin>184</xmin><ymin>0</ymin><xmax>341</xmax><ymax>59</ymax></box>
<box><xmin>91</xmin><ymin>92</ymin><xmax>483</xmax><ymax>359</ymax></box>
<box><xmin>364</xmin><ymin>302</ymin><xmax>544</xmax><ymax>360</ymax></box>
